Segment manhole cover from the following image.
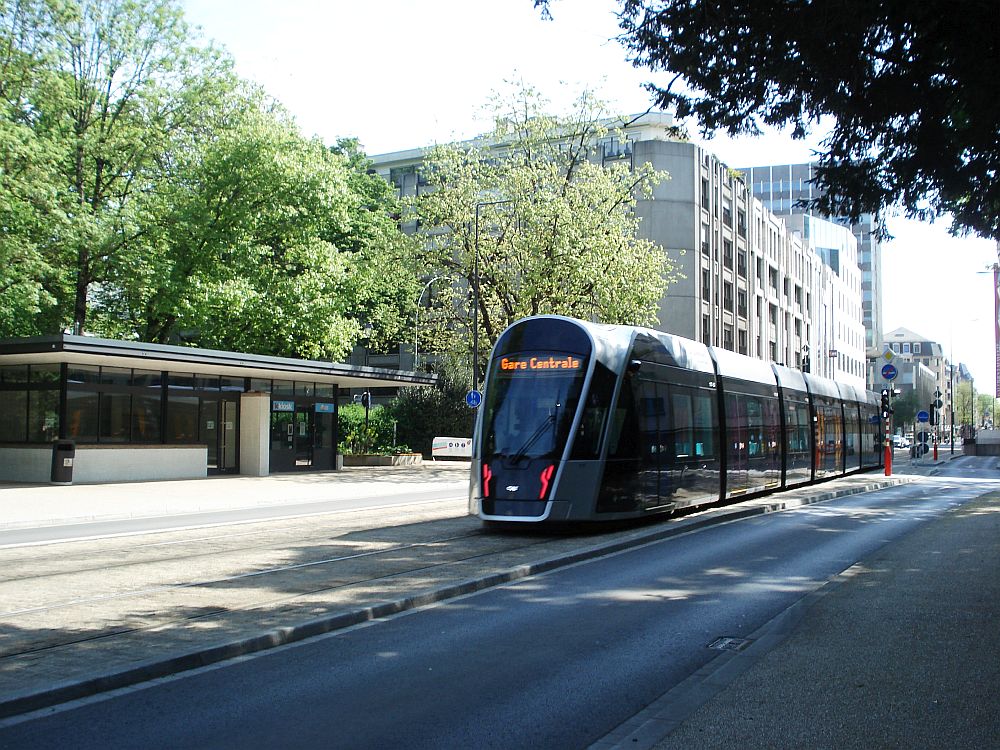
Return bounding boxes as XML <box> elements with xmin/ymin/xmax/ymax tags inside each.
<box><xmin>707</xmin><ymin>636</ymin><xmax>752</xmax><ymax>652</ymax></box>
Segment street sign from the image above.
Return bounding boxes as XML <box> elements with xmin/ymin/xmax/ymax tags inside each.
<box><xmin>882</xmin><ymin>348</ymin><xmax>894</xmax><ymax>362</ymax></box>
<box><xmin>881</xmin><ymin>363</ymin><xmax>898</xmax><ymax>381</ymax></box>
<box><xmin>465</xmin><ymin>389</ymin><xmax>483</xmax><ymax>409</ymax></box>
<box><xmin>917</xmin><ymin>410</ymin><xmax>930</xmax><ymax>423</ymax></box>
<box><xmin>917</xmin><ymin>430</ymin><xmax>931</xmax><ymax>443</ymax></box>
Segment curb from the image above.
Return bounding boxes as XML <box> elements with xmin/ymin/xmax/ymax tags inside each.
<box><xmin>0</xmin><ymin>476</ymin><xmax>912</xmax><ymax>720</ymax></box>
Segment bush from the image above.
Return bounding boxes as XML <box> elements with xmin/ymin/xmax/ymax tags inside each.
<box><xmin>388</xmin><ymin>375</ymin><xmax>475</xmax><ymax>458</ymax></box>
<box><xmin>338</xmin><ymin>403</ymin><xmax>409</xmax><ymax>455</ymax></box>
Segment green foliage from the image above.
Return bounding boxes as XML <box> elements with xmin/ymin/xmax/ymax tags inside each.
<box><xmin>538</xmin><ymin>0</ymin><xmax>1000</xmax><ymax>239</ymax></box>
<box><xmin>388</xmin><ymin>373</ymin><xmax>476</xmax><ymax>458</ymax></box>
<box><xmin>0</xmin><ymin>0</ymin><xmax>418</xmax><ymax>358</ymax></box>
<box><xmin>337</xmin><ymin>403</ymin><xmax>408</xmax><ymax>455</ymax></box>
<box><xmin>406</xmin><ymin>81</ymin><xmax>680</xmax><ymax>380</ymax></box>
<box><xmin>891</xmin><ymin>390</ymin><xmax>919</xmax><ymax>431</ymax></box>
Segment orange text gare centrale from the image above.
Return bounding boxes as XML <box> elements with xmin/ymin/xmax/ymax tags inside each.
<box><xmin>499</xmin><ymin>355</ymin><xmax>582</xmax><ymax>371</ymax></box>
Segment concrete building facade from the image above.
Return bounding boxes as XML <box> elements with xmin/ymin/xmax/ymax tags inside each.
<box><xmin>371</xmin><ymin>113</ymin><xmax>866</xmax><ymax>390</ymax></box>
<box><xmin>737</xmin><ymin>162</ymin><xmax>884</xmax><ymax>351</ymax></box>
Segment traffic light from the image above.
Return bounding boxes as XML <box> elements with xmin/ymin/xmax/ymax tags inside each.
<box><xmin>929</xmin><ymin>402</ymin><xmax>937</xmax><ymax>425</ymax></box>
<box><xmin>880</xmin><ymin>388</ymin><xmax>891</xmax><ymax>417</ymax></box>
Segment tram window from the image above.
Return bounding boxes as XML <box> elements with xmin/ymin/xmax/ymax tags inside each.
<box><xmin>606</xmin><ymin>375</ymin><xmax>640</xmax><ymax>460</ymax></box>
<box><xmin>670</xmin><ymin>390</ymin><xmax>694</xmax><ymax>458</ymax></box>
<box><xmin>570</xmin><ymin>363</ymin><xmax>615</xmax><ymax>460</ymax></box>
<box><xmin>692</xmin><ymin>392</ymin><xmax>715</xmax><ymax>458</ymax></box>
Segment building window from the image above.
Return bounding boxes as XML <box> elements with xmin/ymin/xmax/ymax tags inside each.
<box><xmin>702</xmin><ymin>268</ymin><xmax>711</xmax><ymax>300</ymax></box>
<box><xmin>723</xmin><ymin>240</ymin><xmax>733</xmax><ymax>269</ymax></box>
<box><xmin>737</xmin><ymin>251</ymin><xmax>747</xmax><ymax>278</ymax></box>
<box><xmin>723</xmin><ymin>325</ymin><xmax>734</xmax><ymax>351</ymax></box>
<box><xmin>702</xmin><ymin>315</ymin><xmax>711</xmax><ymax>344</ymax></box>
<box><xmin>913</xmin><ymin>343</ymin><xmax>922</xmax><ymax>354</ymax></box>
<box><xmin>723</xmin><ymin>283</ymin><xmax>734</xmax><ymax>312</ymax></box>
<box><xmin>737</xmin><ymin>290</ymin><xmax>747</xmax><ymax>318</ymax></box>
<box><xmin>902</xmin><ymin>343</ymin><xmax>911</xmax><ymax>353</ymax></box>
<box><xmin>738</xmin><ymin>329</ymin><xmax>747</xmax><ymax>355</ymax></box>
<box><xmin>701</xmin><ymin>178</ymin><xmax>710</xmax><ymax>210</ymax></box>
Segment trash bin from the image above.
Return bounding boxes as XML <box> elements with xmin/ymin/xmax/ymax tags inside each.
<box><xmin>51</xmin><ymin>440</ymin><xmax>75</xmax><ymax>485</ymax></box>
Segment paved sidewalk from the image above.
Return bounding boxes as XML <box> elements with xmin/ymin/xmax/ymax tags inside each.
<box><xmin>647</xmin><ymin>488</ymin><xmax>1000</xmax><ymax>750</ymax></box>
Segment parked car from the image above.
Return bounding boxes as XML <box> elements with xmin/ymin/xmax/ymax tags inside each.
<box><xmin>891</xmin><ymin>434</ymin><xmax>911</xmax><ymax>449</ymax></box>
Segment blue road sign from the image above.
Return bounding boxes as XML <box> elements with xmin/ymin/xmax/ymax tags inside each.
<box><xmin>917</xmin><ymin>410</ymin><xmax>930</xmax><ymax>423</ymax></box>
<box><xmin>465</xmin><ymin>390</ymin><xmax>483</xmax><ymax>409</ymax></box>
<box><xmin>881</xmin><ymin>363</ymin><xmax>898</xmax><ymax>381</ymax></box>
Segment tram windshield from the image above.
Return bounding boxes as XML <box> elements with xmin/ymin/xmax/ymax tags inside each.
<box><xmin>481</xmin><ymin>352</ymin><xmax>587</xmax><ymax>463</ymax></box>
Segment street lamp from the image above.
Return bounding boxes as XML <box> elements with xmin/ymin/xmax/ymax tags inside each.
<box><xmin>473</xmin><ymin>199</ymin><xmax>515</xmax><ymax>391</ymax></box>
<box><xmin>414</xmin><ymin>275</ymin><xmax>449</xmax><ymax>371</ymax></box>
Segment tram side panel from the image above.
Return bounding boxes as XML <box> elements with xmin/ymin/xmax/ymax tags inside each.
<box><xmin>596</xmin><ymin>358</ymin><xmax>722</xmax><ymax>516</ymax></box>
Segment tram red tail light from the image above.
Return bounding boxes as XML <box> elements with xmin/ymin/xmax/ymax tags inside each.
<box><xmin>482</xmin><ymin>464</ymin><xmax>493</xmax><ymax>497</ymax></box>
<box><xmin>539</xmin><ymin>464</ymin><xmax>555</xmax><ymax>499</ymax></box>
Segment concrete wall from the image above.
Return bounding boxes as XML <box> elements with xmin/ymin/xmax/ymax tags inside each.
<box><xmin>0</xmin><ymin>445</ymin><xmax>207</xmax><ymax>484</ymax></box>
<box><xmin>0</xmin><ymin>447</ymin><xmax>52</xmax><ymax>483</ymax></box>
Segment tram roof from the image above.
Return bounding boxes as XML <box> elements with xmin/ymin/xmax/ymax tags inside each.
<box><xmin>0</xmin><ymin>334</ymin><xmax>436</xmax><ymax>390</ymax></box>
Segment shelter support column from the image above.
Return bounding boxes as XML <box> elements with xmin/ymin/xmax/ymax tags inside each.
<box><xmin>240</xmin><ymin>391</ymin><xmax>271</xmax><ymax>477</ymax></box>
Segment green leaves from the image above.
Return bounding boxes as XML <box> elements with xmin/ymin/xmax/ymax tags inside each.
<box><xmin>614</xmin><ymin>0</ymin><xmax>1000</xmax><ymax>239</ymax></box>
<box><xmin>1</xmin><ymin>1</ymin><xmax>417</xmax><ymax>359</ymax></box>
<box><xmin>407</xmin><ymin>82</ymin><xmax>679</xmax><ymax>378</ymax></box>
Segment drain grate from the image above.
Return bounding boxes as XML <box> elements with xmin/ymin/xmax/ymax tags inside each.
<box><xmin>707</xmin><ymin>636</ymin><xmax>753</xmax><ymax>652</ymax></box>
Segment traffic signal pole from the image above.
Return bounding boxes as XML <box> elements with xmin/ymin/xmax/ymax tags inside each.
<box><xmin>882</xmin><ymin>388</ymin><xmax>892</xmax><ymax>476</ymax></box>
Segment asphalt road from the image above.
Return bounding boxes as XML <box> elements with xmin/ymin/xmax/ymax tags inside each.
<box><xmin>0</xmin><ymin>474</ymin><xmax>988</xmax><ymax>750</ymax></box>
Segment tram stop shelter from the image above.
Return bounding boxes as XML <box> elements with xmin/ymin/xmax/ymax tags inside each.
<box><xmin>0</xmin><ymin>334</ymin><xmax>435</xmax><ymax>483</ymax></box>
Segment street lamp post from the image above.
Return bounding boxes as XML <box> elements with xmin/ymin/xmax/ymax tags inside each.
<box><xmin>414</xmin><ymin>275</ymin><xmax>448</xmax><ymax>371</ymax></box>
<box><xmin>473</xmin><ymin>200</ymin><xmax>514</xmax><ymax>391</ymax></box>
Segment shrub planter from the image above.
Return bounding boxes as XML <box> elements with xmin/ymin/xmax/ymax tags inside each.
<box><xmin>342</xmin><ymin>453</ymin><xmax>423</xmax><ymax>467</ymax></box>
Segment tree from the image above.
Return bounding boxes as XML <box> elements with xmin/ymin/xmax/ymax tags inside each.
<box><xmin>100</xmin><ymin>99</ymin><xmax>367</xmax><ymax>359</ymax></box>
<box><xmin>328</xmin><ymin>138</ymin><xmax>421</xmax><ymax>355</ymax></box>
<box><xmin>1</xmin><ymin>0</ymin><xmax>236</xmax><ymax>335</ymax></box>
<box><xmin>407</xmin><ymin>83</ymin><xmax>680</xmax><ymax>382</ymax></box>
<box><xmin>1</xmin><ymin>1</ymin><xmax>417</xmax><ymax>359</ymax></box>
<box><xmin>537</xmin><ymin>0</ymin><xmax>1000</xmax><ymax>239</ymax></box>
<box><xmin>955</xmin><ymin>382</ymin><xmax>975</xmax><ymax>428</ymax></box>
<box><xmin>891</xmin><ymin>389</ymin><xmax>919</xmax><ymax>432</ymax></box>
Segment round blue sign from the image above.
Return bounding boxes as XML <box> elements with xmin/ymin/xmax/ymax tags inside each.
<box><xmin>465</xmin><ymin>390</ymin><xmax>483</xmax><ymax>409</ymax></box>
<box><xmin>881</xmin><ymin>363</ymin><xmax>898</xmax><ymax>380</ymax></box>
<box><xmin>917</xmin><ymin>410</ymin><xmax>930</xmax><ymax>423</ymax></box>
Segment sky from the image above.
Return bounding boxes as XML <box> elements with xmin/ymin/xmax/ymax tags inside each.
<box><xmin>180</xmin><ymin>0</ymin><xmax>1000</xmax><ymax>390</ymax></box>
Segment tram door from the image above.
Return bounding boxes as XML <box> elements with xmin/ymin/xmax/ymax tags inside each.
<box><xmin>202</xmin><ymin>398</ymin><xmax>238</xmax><ymax>473</ymax></box>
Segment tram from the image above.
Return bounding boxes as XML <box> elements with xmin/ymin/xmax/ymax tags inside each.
<box><xmin>470</xmin><ymin>316</ymin><xmax>882</xmax><ymax>524</ymax></box>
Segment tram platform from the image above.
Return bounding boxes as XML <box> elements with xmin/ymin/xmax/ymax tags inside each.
<box><xmin>1</xmin><ymin>457</ymin><xmax>996</xmax><ymax>749</ymax></box>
